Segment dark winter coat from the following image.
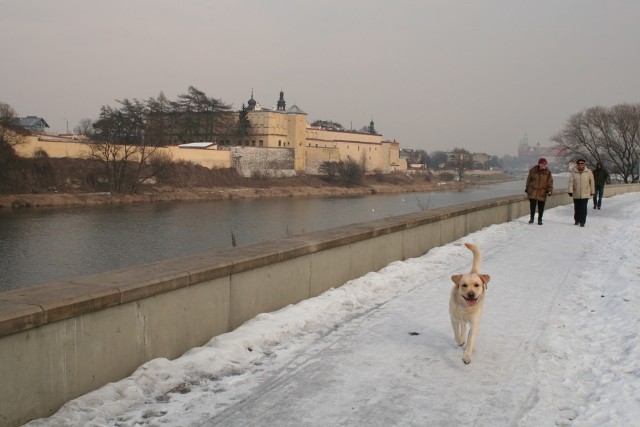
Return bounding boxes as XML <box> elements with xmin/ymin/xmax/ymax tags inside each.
<box><xmin>526</xmin><ymin>165</ymin><xmax>553</xmax><ymax>202</ymax></box>
<box><xmin>593</xmin><ymin>167</ymin><xmax>609</xmax><ymax>187</ymax></box>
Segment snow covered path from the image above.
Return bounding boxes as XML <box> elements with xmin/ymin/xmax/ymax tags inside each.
<box><xmin>26</xmin><ymin>192</ymin><xmax>640</xmax><ymax>427</ymax></box>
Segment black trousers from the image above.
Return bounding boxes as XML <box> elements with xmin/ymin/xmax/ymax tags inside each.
<box><xmin>593</xmin><ymin>184</ymin><xmax>605</xmax><ymax>208</ymax></box>
<box><xmin>529</xmin><ymin>199</ymin><xmax>545</xmax><ymax>220</ymax></box>
<box><xmin>573</xmin><ymin>198</ymin><xmax>589</xmax><ymax>225</ymax></box>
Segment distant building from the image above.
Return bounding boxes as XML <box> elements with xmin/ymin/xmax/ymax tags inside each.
<box><xmin>85</xmin><ymin>90</ymin><xmax>406</xmax><ymax>176</ymax></box>
<box><xmin>233</xmin><ymin>91</ymin><xmax>405</xmax><ymax>174</ymax></box>
<box><xmin>446</xmin><ymin>151</ymin><xmax>471</xmax><ymax>163</ymax></box>
<box><xmin>517</xmin><ymin>132</ymin><xmax>564</xmax><ymax>166</ymax></box>
<box><xmin>472</xmin><ymin>152</ymin><xmax>491</xmax><ymax>170</ymax></box>
<box><xmin>17</xmin><ymin>116</ymin><xmax>50</xmax><ymax>134</ymax></box>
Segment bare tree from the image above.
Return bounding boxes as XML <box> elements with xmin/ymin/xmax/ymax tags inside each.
<box><xmin>88</xmin><ymin>100</ymin><xmax>158</xmax><ymax>194</ymax></box>
<box><xmin>429</xmin><ymin>151</ymin><xmax>448</xmax><ymax>169</ymax></box>
<box><xmin>449</xmin><ymin>147</ymin><xmax>472</xmax><ymax>181</ymax></box>
<box><xmin>551</xmin><ymin>104</ymin><xmax>640</xmax><ymax>183</ymax></box>
<box><xmin>0</xmin><ymin>101</ymin><xmax>17</xmax><ymax>120</ymax></box>
<box><xmin>85</xmin><ymin>87</ymin><xmax>240</xmax><ymax>194</ymax></box>
<box><xmin>0</xmin><ymin>101</ymin><xmax>28</xmax><ymax>166</ymax></box>
<box><xmin>318</xmin><ymin>160</ymin><xmax>341</xmax><ymax>182</ymax></box>
<box><xmin>340</xmin><ymin>159</ymin><xmax>364</xmax><ymax>187</ymax></box>
<box><xmin>74</xmin><ymin>118</ymin><xmax>95</xmax><ymax>137</ymax></box>
<box><xmin>407</xmin><ymin>149</ymin><xmax>429</xmax><ymax>166</ymax></box>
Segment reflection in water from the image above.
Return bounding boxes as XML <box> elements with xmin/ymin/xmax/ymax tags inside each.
<box><xmin>0</xmin><ymin>178</ymin><xmax>566</xmax><ymax>291</ymax></box>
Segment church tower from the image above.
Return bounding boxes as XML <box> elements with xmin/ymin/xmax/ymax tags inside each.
<box><xmin>369</xmin><ymin>119</ymin><xmax>376</xmax><ymax>134</ymax></box>
<box><xmin>277</xmin><ymin>91</ymin><xmax>286</xmax><ymax>111</ymax></box>
<box><xmin>247</xmin><ymin>89</ymin><xmax>257</xmax><ymax>110</ymax></box>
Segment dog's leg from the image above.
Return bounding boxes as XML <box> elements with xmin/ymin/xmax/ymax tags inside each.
<box><xmin>462</xmin><ymin>321</ymin><xmax>480</xmax><ymax>364</ymax></box>
<box><xmin>451</xmin><ymin>318</ymin><xmax>466</xmax><ymax>346</ymax></box>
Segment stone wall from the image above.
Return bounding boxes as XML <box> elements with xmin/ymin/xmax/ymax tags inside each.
<box><xmin>231</xmin><ymin>146</ymin><xmax>296</xmax><ymax>177</ymax></box>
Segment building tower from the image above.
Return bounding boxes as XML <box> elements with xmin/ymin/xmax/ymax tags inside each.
<box><xmin>369</xmin><ymin>119</ymin><xmax>376</xmax><ymax>134</ymax></box>
<box><xmin>277</xmin><ymin>91</ymin><xmax>286</xmax><ymax>111</ymax></box>
<box><xmin>517</xmin><ymin>132</ymin><xmax>530</xmax><ymax>157</ymax></box>
<box><xmin>247</xmin><ymin>90</ymin><xmax>257</xmax><ymax>111</ymax></box>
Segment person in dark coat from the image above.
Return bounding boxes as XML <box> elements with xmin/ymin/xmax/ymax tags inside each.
<box><xmin>525</xmin><ymin>157</ymin><xmax>554</xmax><ymax>225</ymax></box>
<box><xmin>592</xmin><ymin>162</ymin><xmax>609</xmax><ymax>209</ymax></box>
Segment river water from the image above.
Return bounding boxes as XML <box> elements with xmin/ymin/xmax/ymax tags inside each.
<box><xmin>0</xmin><ymin>177</ymin><xmax>567</xmax><ymax>292</ymax></box>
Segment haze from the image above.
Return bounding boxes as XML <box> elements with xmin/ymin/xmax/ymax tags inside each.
<box><xmin>2</xmin><ymin>1</ymin><xmax>639</xmax><ymax>156</ymax></box>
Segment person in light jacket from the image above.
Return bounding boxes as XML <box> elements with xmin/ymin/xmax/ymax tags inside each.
<box><xmin>525</xmin><ymin>157</ymin><xmax>553</xmax><ymax>225</ymax></box>
<box><xmin>568</xmin><ymin>159</ymin><xmax>595</xmax><ymax>227</ymax></box>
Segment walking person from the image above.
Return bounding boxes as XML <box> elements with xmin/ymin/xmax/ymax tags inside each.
<box><xmin>592</xmin><ymin>162</ymin><xmax>609</xmax><ymax>209</ymax></box>
<box><xmin>525</xmin><ymin>157</ymin><xmax>553</xmax><ymax>225</ymax></box>
<box><xmin>568</xmin><ymin>159</ymin><xmax>595</xmax><ymax>227</ymax></box>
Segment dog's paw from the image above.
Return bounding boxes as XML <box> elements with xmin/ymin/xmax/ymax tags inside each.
<box><xmin>457</xmin><ymin>340</ymin><xmax>465</xmax><ymax>347</ymax></box>
<box><xmin>462</xmin><ymin>354</ymin><xmax>472</xmax><ymax>364</ymax></box>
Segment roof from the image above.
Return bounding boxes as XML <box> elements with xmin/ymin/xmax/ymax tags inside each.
<box><xmin>18</xmin><ymin>116</ymin><xmax>50</xmax><ymax>129</ymax></box>
<box><xmin>178</xmin><ymin>142</ymin><xmax>215</xmax><ymax>149</ymax></box>
<box><xmin>287</xmin><ymin>105</ymin><xmax>306</xmax><ymax>115</ymax></box>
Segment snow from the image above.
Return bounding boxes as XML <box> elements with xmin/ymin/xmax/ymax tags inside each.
<box><xmin>178</xmin><ymin>142</ymin><xmax>215</xmax><ymax>149</ymax></box>
<box><xmin>26</xmin><ymin>192</ymin><xmax>640</xmax><ymax>427</ymax></box>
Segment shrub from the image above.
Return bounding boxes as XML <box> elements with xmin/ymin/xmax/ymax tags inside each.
<box><xmin>339</xmin><ymin>159</ymin><xmax>364</xmax><ymax>187</ymax></box>
<box><xmin>438</xmin><ymin>172</ymin><xmax>455</xmax><ymax>182</ymax></box>
<box><xmin>318</xmin><ymin>161</ymin><xmax>341</xmax><ymax>182</ymax></box>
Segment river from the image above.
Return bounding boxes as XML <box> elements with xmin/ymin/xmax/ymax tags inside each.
<box><xmin>0</xmin><ymin>177</ymin><xmax>567</xmax><ymax>292</ymax></box>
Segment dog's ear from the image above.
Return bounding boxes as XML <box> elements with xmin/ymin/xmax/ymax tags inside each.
<box><xmin>479</xmin><ymin>274</ymin><xmax>490</xmax><ymax>289</ymax></box>
<box><xmin>451</xmin><ymin>274</ymin><xmax>463</xmax><ymax>285</ymax></box>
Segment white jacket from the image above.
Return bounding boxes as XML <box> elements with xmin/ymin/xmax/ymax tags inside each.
<box><xmin>569</xmin><ymin>167</ymin><xmax>595</xmax><ymax>199</ymax></box>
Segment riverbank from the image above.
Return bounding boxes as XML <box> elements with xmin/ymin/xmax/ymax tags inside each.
<box><xmin>0</xmin><ymin>173</ymin><xmax>518</xmax><ymax>209</ymax></box>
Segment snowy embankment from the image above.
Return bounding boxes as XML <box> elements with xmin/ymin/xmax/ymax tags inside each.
<box><xmin>26</xmin><ymin>192</ymin><xmax>640</xmax><ymax>427</ymax></box>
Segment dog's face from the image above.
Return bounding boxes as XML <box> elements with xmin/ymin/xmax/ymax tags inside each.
<box><xmin>451</xmin><ymin>273</ymin><xmax>490</xmax><ymax>307</ymax></box>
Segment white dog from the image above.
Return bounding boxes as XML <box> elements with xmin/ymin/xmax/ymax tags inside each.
<box><xmin>449</xmin><ymin>243</ymin><xmax>490</xmax><ymax>364</ymax></box>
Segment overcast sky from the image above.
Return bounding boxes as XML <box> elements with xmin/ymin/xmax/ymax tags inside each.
<box><xmin>2</xmin><ymin>1</ymin><xmax>639</xmax><ymax>156</ymax></box>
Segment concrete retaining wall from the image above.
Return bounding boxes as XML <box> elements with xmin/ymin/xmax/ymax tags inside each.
<box><xmin>1</xmin><ymin>184</ymin><xmax>638</xmax><ymax>426</ymax></box>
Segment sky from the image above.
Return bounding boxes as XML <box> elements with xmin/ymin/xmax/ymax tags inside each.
<box><xmin>24</xmin><ymin>189</ymin><xmax>640</xmax><ymax>426</ymax></box>
<box><xmin>2</xmin><ymin>1</ymin><xmax>640</xmax><ymax>157</ymax></box>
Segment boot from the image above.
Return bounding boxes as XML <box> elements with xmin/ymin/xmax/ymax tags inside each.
<box><xmin>528</xmin><ymin>217</ymin><xmax>534</xmax><ymax>224</ymax></box>
<box><xmin>538</xmin><ymin>218</ymin><xmax>543</xmax><ymax>225</ymax></box>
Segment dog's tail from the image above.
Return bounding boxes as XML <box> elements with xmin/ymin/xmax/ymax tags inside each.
<box><xmin>465</xmin><ymin>243</ymin><xmax>481</xmax><ymax>273</ymax></box>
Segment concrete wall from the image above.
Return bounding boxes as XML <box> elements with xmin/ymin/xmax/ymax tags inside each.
<box><xmin>1</xmin><ymin>184</ymin><xmax>638</xmax><ymax>426</ymax></box>
<box><xmin>15</xmin><ymin>136</ymin><xmax>233</xmax><ymax>169</ymax></box>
